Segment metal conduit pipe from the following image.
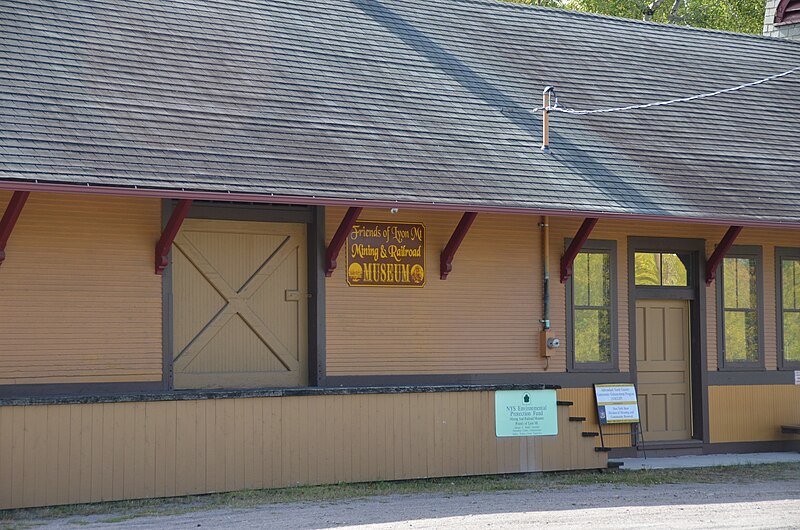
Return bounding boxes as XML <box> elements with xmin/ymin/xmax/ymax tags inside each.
<box><xmin>540</xmin><ymin>216</ymin><xmax>551</xmax><ymax>370</ymax></box>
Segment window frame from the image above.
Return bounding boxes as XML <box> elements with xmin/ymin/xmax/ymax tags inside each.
<box><xmin>633</xmin><ymin>251</ymin><xmax>692</xmax><ymax>288</ymax></box>
<box><xmin>776</xmin><ymin>247</ymin><xmax>800</xmax><ymax>370</ymax></box>
<box><xmin>566</xmin><ymin>239</ymin><xmax>618</xmax><ymax>373</ymax></box>
<box><xmin>716</xmin><ymin>245</ymin><xmax>765</xmax><ymax>371</ymax></box>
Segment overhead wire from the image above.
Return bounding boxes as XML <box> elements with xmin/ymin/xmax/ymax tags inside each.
<box><xmin>533</xmin><ymin>65</ymin><xmax>800</xmax><ymax>116</ymax></box>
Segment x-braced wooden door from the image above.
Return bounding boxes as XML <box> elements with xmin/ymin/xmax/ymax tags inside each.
<box><xmin>171</xmin><ymin>219</ymin><xmax>308</xmax><ymax>389</ymax></box>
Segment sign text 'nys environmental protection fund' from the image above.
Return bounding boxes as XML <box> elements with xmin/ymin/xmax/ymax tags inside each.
<box><xmin>346</xmin><ymin>221</ymin><xmax>425</xmax><ymax>287</ymax></box>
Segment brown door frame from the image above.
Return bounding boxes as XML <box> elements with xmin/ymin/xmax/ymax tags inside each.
<box><xmin>627</xmin><ymin>237</ymin><xmax>708</xmax><ymax>444</ymax></box>
<box><xmin>161</xmin><ymin>200</ymin><xmax>325</xmax><ymax>390</ymax></box>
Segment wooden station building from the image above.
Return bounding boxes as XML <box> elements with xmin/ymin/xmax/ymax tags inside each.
<box><xmin>1</xmin><ymin>0</ymin><xmax>800</xmax><ymax>510</ymax></box>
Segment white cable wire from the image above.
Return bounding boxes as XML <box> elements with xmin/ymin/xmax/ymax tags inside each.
<box><xmin>536</xmin><ymin>66</ymin><xmax>800</xmax><ymax>116</ymax></box>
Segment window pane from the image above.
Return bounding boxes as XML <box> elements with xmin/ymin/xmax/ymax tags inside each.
<box><xmin>635</xmin><ymin>252</ymin><xmax>661</xmax><ymax>286</ymax></box>
<box><xmin>723</xmin><ymin>257</ymin><xmax>757</xmax><ymax>310</ymax></box>
<box><xmin>724</xmin><ymin>310</ymin><xmax>759</xmax><ymax>362</ymax></box>
<box><xmin>587</xmin><ymin>252</ymin><xmax>610</xmax><ymax>306</ymax></box>
<box><xmin>661</xmin><ymin>253</ymin><xmax>688</xmax><ymax>286</ymax></box>
<box><xmin>784</xmin><ymin>312</ymin><xmax>800</xmax><ymax>362</ymax></box>
<box><xmin>574</xmin><ymin>309</ymin><xmax>611</xmax><ymax>364</ymax></box>
<box><xmin>782</xmin><ymin>259</ymin><xmax>800</xmax><ymax>310</ymax></box>
<box><xmin>573</xmin><ymin>253</ymin><xmax>590</xmax><ymax>306</ymax></box>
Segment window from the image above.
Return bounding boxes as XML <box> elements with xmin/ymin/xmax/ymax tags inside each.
<box><xmin>634</xmin><ymin>252</ymin><xmax>689</xmax><ymax>286</ymax></box>
<box><xmin>568</xmin><ymin>240</ymin><xmax>616</xmax><ymax>371</ymax></box>
<box><xmin>777</xmin><ymin>249</ymin><xmax>800</xmax><ymax>368</ymax></box>
<box><xmin>718</xmin><ymin>248</ymin><xmax>763</xmax><ymax>368</ymax></box>
<box><xmin>775</xmin><ymin>0</ymin><xmax>800</xmax><ymax>24</ymax></box>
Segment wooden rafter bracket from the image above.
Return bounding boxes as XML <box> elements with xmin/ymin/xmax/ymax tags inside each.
<box><xmin>440</xmin><ymin>212</ymin><xmax>478</xmax><ymax>280</ymax></box>
<box><xmin>705</xmin><ymin>225</ymin><xmax>743</xmax><ymax>285</ymax></box>
<box><xmin>325</xmin><ymin>206</ymin><xmax>362</xmax><ymax>277</ymax></box>
<box><xmin>0</xmin><ymin>191</ymin><xmax>30</xmax><ymax>266</ymax></box>
<box><xmin>155</xmin><ymin>199</ymin><xmax>193</xmax><ymax>275</ymax></box>
<box><xmin>560</xmin><ymin>217</ymin><xmax>599</xmax><ymax>283</ymax></box>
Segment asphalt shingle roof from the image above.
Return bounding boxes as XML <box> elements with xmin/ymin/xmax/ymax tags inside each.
<box><xmin>2</xmin><ymin>0</ymin><xmax>800</xmax><ymax>224</ymax></box>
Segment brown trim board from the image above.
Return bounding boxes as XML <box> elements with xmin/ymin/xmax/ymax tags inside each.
<box><xmin>0</xmin><ymin>383</ymin><xmax>560</xmax><ymax>406</ymax></box>
<box><xmin>161</xmin><ymin>200</ymin><xmax>323</xmax><ymax>389</ymax></box>
<box><xmin>627</xmin><ymin>237</ymin><xmax>708</xmax><ymax>444</ymax></box>
<box><xmin>707</xmin><ymin>370</ymin><xmax>797</xmax><ymax>385</ymax></box>
<box><xmin>325</xmin><ymin>372</ymin><xmax>633</xmax><ymax>388</ymax></box>
<box><xmin>4</xmin><ymin>180</ymin><xmax>800</xmax><ymax>230</ymax></box>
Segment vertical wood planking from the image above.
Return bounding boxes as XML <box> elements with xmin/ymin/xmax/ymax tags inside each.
<box><xmin>709</xmin><ymin>385</ymin><xmax>800</xmax><ymax>442</ymax></box>
<box><xmin>0</xmin><ymin>391</ymin><xmax>608</xmax><ymax>510</ymax></box>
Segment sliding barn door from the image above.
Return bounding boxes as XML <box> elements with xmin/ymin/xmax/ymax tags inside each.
<box><xmin>171</xmin><ymin>219</ymin><xmax>308</xmax><ymax>389</ymax></box>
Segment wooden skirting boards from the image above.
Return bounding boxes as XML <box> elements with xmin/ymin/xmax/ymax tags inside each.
<box><xmin>0</xmin><ymin>391</ymin><xmax>606</xmax><ymax>510</ymax></box>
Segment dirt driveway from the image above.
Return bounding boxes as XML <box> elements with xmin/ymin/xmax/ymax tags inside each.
<box><xmin>25</xmin><ymin>478</ymin><xmax>800</xmax><ymax>529</ymax></box>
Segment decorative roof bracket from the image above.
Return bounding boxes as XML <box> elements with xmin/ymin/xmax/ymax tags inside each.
<box><xmin>560</xmin><ymin>217</ymin><xmax>599</xmax><ymax>283</ymax></box>
<box><xmin>0</xmin><ymin>191</ymin><xmax>30</xmax><ymax>266</ymax></box>
<box><xmin>325</xmin><ymin>206</ymin><xmax>363</xmax><ymax>277</ymax></box>
<box><xmin>155</xmin><ymin>199</ymin><xmax>193</xmax><ymax>275</ymax></box>
<box><xmin>440</xmin><ymin>212</ymin><xmax>478</xmax><ymax>280</ymax></box>
<box><xmin>705</xmin><ymin>225</ymin><xmax>743</xmax><ymax>285</ymax></box>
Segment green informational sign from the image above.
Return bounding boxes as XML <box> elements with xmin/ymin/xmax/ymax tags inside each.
<box><xmin>495</xmin><ymin>390</ymin><xmax>558</xmax><ymax>437</ymax></box>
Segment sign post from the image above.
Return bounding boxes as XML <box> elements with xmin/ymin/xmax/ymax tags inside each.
<box><xmin>593</xmin><ymin>383</ymin><xmax>645</xmax><ymax>456</ymax></box>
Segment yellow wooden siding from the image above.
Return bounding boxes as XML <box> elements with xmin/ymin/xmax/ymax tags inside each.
<box><xmin>557</xmin><ymin>388</ymin><xmax>631</xmax><ymax>448</ymax></box>
<box><xmin>325</xmin><ymin>208</ymin><xmax>547</xmax><ymax>375</ymax></box>
<box><xmin>708</xmin><ymin>385</ymin><xmax>800</xmax><ymax>443</ymax></box>
<box><xmin>327</xmin><ymin>209</ymin><xmax>800</xmax><ymax>377</ymax></box>
<box><xmin>0</xmin><ymin>392</ymin><xmax>606</xmax><ymax>509</ymax></box>
<box><xmin>0</xmin><ymin>192</ymin><xmax>162</xmax><ymax>385</ymax></box>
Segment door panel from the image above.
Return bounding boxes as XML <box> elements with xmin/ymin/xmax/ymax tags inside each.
<box><xmin>172</xmin><ymin>219</ymin><xmax>308</xmax><ymax>389</ymax></box>
<box><xmin>636</xmin><ymin>299</ymin><xmax>691</xmax><ymax>441</ymax></box>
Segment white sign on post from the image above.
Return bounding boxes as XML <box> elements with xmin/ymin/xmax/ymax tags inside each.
<box><xmin>594</xmin><ymin>383</ymin><xmax>640</xmax><ymax>425</ymax></box>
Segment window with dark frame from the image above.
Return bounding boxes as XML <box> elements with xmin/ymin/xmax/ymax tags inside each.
<box><xmin>718</xmin><ymin>249</ymin><xmax>762</xmax><ymax>367</ymax></box>
<box><xmin>777</xmin><ymin>249</ymin><xmax>800</xmax><ymax>368</ymax></box>
<box><xmin>634</xmin><ymin>252</ymin><xmax>689</xmax><ymax>287</ymax></box>
<box><xmin>568</xmin><ymin>241</ymin><xmax>616</xmax><ymax>371</ymax></box>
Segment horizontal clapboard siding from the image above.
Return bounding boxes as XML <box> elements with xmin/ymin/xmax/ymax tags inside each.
<box><xmin>327</xmin><ymin>209</ymin><xmax>800</xmax><ymax>377</ymax></box>
<box><xmin>325</xmin><ymin>207</ymin><xmax>547</xmax><ymax>375</ymax></box>
<box><xmin>0</xmin><ymin>192</ymin><xmax>162</xmax><ymax>385</ymax></box>
<box><xmin>0</xmin><ymin>392</ymin><xmax>606</xmax><ymax>509</ymax></box>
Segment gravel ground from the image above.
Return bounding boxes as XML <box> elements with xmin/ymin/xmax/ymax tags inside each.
<box><xmin>25</xmin><ymin>479</ymin><xmax>800</xmax><ymax>530</ymax></box>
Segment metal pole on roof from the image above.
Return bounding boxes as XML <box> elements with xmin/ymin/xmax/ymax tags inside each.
<box><xmin>541</xmin><ymin>86</ymin><xmax>555</xmax><ymax>154</ymax></box>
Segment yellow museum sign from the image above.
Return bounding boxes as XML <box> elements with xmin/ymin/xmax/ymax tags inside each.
<box><xmin>346</xmin><ymin>221</ymin><xmax>425</xmax><ymax>287</ymax></box>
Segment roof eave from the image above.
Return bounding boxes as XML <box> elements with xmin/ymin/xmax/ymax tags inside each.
<box><xmin>1</xmin><ymin>180</ymin><xmax>798</xmax><ymax>230</ymax></box>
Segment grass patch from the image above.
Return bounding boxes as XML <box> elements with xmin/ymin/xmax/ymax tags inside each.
<box><xmin>1</xmin><ymin>462</ymin><xmax>798</xmax><ymax>528</ymax></box>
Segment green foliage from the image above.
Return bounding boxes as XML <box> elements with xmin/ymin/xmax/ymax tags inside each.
<box><xmin>505</xmin><ymin>0</ymin><xmax>764</xmax><ymax>34</ymax></box>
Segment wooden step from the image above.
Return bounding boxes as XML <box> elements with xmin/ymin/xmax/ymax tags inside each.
<box><xmin>568</xmin><ymin>416</ymin><xmax>585</xmax><ymax>422</ymax></box>
<box><xmin>594</xmin><ymin>447</ymin><xmax>613</xmax><ymax>452</ymax></box>
<box><xmin>556</xmin><ymin>400</ymin><xmax>574</xmax><ymax>406</ymax></box>
<box><xmin>581</xmin><ymin>431</ymin><xmax>599</xmax><ymax>437</ymax></box>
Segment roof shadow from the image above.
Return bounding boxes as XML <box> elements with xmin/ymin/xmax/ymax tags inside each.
<box><xmin>352</xmin><ymin>0</ymin><xmax>666</xmax><ymax>215</ymax></box>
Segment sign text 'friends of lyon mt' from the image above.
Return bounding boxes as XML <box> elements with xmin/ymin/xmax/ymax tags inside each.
<box><xmin>346</xmin><ymin>221</ymin><xmax>425</xmax><ymax>287</ymax></box>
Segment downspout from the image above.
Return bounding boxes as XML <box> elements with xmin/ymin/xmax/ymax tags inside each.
<box><xmin>540</xmin><ymin>216</ymin><xmax>551</xmax><ymax>370</ymax></box>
